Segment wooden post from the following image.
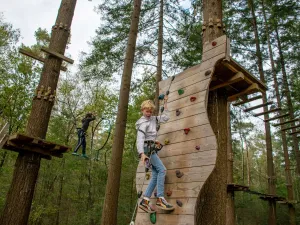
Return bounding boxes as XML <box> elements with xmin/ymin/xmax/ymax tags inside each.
<box><xmin>226</xmin><ymin>103</ymin><xmax>235</xmax><ymax>225</ymax></box>
<box><xmin>196</xmin><ymin>1</ymin><xmax>227</xmax><ymax>224</ymax></box>
<box><xmin>0</xmin><ymin>1</ymin><xmax>77</xmax><ymax>224</ymax></box>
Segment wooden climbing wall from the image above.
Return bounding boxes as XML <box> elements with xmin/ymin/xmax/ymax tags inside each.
<box><xmin>135</xmin><ymin>35</ymin><xmax>229</xmax><ymax>225</ymax></box>
<box><xmin>135</xmin><ymin>34</ymin><xmax>267</xmax><ymax>224</ymax></box>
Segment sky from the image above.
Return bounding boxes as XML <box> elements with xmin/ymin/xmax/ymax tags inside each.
<box><xmin>0</xmin><ymin>0</ymin><xmax>100</xmax><ymax>71</ymax></box>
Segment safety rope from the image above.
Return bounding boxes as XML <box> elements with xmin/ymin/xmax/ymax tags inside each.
<box><xmin>94</xmin><ymin>120</ymin><xmax>112</xmax><ymax>161</ymax></box>
<box><xmin>129</xmin><ymin>76</ymin><xmax>175</xmax><ymax>224</ymax></box>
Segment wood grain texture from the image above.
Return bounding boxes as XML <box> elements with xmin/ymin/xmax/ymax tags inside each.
<box><xmin>135</xmin><ymin>214</ymin><xmax>194</xmax><ymax>225</ymax></box>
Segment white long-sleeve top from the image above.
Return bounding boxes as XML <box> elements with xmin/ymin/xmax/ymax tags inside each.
<box><xmin>135</xmin><ymin>111</ymin><xmax>169</xmax><ymax>155</ymax></box>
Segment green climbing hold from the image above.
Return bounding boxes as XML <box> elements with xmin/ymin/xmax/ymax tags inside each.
<box><xmin>150</xmin><ymin>212</ymin><xmax>156</xmax><ymax>224</ymax></box>
<box><xmin>178</xmin><ymin>89</ymin><xmax>184</xmax><ymax>95</ymax></box>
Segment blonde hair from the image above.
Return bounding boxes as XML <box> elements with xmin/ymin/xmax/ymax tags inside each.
<box><xmin>141</xmin><ymin>100</ymin><xmax>155</xmax><ymax>111</ymax></box>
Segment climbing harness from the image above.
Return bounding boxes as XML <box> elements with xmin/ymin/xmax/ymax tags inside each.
<box><xmin>129</xmin><ymin>76</ymin><xmax>175</xmax><ymax>225</ymax></box>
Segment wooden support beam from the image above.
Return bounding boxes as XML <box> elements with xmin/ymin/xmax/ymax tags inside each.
<box><xmin>228</xmin><ymin>83</ymin><xmax>261</xmax><ymax>102</ymax></box>
<box><xmin>0</xmin><ymin>123</ymin><xmax>9</xmax><ymax>149</ymax></box>
<box><xmin>289</xmin><ymin>130</ymin><xmax>300</xmax><ymax>135</ymax></box>
<box><xmin>19</xmin><ymin>48</ymin><xmax>67</xmax><ymax>71</ymax></box>
<box><xmin>254</xmin><ymin>108</ymin><xmax>281</xmax><ymax>117</ymax></box>
<box><xmin>264</xmin><ymin>113</ymin><xmax>289</xmax><ymax>122</ymax></box>
<box><xmin>244</xmin><ymin>101</ymin><xmax>273</xmax><ymax>113</ymax></box>
<box><xmin>41</xmin><ymin>47</ymin><xmax>74</xmax><ymax>64</ymax></box>
<box><xmin>210</xmin><ymin>72</ymin><xmax>245</xmax><ymax>91</ymax></box>
<box><xmin>227</xmin><ymin>183</ymin><xmax>249</xmax><ymax>192</ymax></box>
<box><xmin>280</xmin><ymin>124</ymin><xmax>300</xmax><ymax>132</ymax></box>
<box><xmin>273</xmin><ymin>119</ymin><xmax>299</xmax><ymax>127</ymax></box>
<box><xmin>233</xmin><ymin>95</ymin><xmax>262</xmax><ymax>106</ymax></box>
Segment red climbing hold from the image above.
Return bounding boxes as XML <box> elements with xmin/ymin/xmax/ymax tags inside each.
<box><xmin>166</xmin><ymin>190</ymin><xmax>172</xmax><ymax>197</ymax></box>
<box><xmin>190</xmin><ymin>96</ymin><xmax>196</xmax><ymax>102</ymax></box>
<box><xmin>195</xmin><ymin>145</ymin><xmax>200</xmax><ymax>150</ymax></box>
<box><xmin>184</xmin><ymin>128</ymin><xmax>190</xmax><ymax>134</ymax></box>
<box><xmin>212</xmin><ymin>41</ymin><xmax>217</xmax><ymax>46</ymax></box>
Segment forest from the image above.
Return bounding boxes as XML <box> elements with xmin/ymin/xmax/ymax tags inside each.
<box><xmin>0</xmin><ymin>0</ymin><xmax>299</xmax><ymax>224</ymax></box>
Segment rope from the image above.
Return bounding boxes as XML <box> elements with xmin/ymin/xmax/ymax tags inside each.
<box><xmin>129</xmin><ymin>76</ymin><xmax>175</xmax><ymax>224</ymax></box>
<box><xmin>94</xmin><ymin>121</ymin><xmax>112</xmax><ymax>161</ymax></box>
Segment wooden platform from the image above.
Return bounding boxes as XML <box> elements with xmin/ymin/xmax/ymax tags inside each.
<box><xmin>227</xmin><ymin>183</ymin><xmax>250</xmax><ymax>192</ymax></box>
<box><xmin>2</xmin><ymin>133</ymin><xmax>70</xmax><ymax>160</ymax></box>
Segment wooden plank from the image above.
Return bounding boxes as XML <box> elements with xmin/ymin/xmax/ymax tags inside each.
<box><xmin>209</xmin><ymin>72</ymin><xmax>245</xmax><ymax>91</ymax></box>
<box><xmin>159</xmin><ymin>64</ymin><xmax>201</xmax><ymax>89</ymax></box>
<box><xmin>243</xmin><ymin>101</ymin><xmax>273</xmax><ymax>112</ymax></box>
<box><xmin>203</xmin><ymin>35</ymin><xmax>227</xmax><ymax>53</ymax></box>
<box><xmin>227</xmin><ymin>83</ymin><xmax>261</xmax><ymax>102</ymax></box>
<box><xmin>158</xmin><ymin>113</ymin><xmax>209</xmax><ymax>135</ymax></box>
<box><xmin>158</xmin><ymin>135</ymin><xmax>217</xmax><ymax>158</ymax></box>
<box><xmin>41</xmin><ymin>47</ymin><xmax>74</xmax><ymax>64</ymax></box>
<box><xmin>202</xmin><ymin>43</ymin><xmax>227</xmax><ymax>62</ymax></box>
<box><xmin>0</xmin><ymin>123</ymin><xmax>9</xmax><ymax>140</ymax></box>
<box><xmin>167</xmin><ymin>90</ymin><xmax>207</xmax><ymax>112</ymax></box>
<box><xmin>160</xmin><ymin>70</ymin><xmax>210</xmax><ymax>94</ymax></box>
<box><xmin>137</xmin><ymin>151</ymin><xmax>216</xmax><ymax>173</ymax></box>
<box><xmin>166</xmin><ymin>101</ymin><xmax>206</xmax><ymax>123</ymax></box>
<box><xmin>19</xmin><ymin>48</ymin><xmax>67</xmax><ymax>71</ymax></box>
<box><xmin>289</xmin><ymin>130</ymin><xmax>300</xmax><ymax>135</ymax></box>
<box><xmin>138</xmin><ymin>182</ymin><xmax>204</xmax><ymax>198</ymax></box>
<box><xmin>264</xmin><ymin>113</ymin><xmax>289</xmax><ymax>122</ymax></box>
<box><xmin>254</xmin><ymin>108</ymin><xmax>281</xmax><ymax>117</ymax></box>
<box><xmin>8</xmin><ymin>133</ymin><xmax>34</xmax><ymax>143</ymax></box>
<box><xmin>137</xmin><ymin>166</ymin><xmax>214</xmax><ymax>186</ymax></box>
<box><xmin>232</xmin><ymin>95</ymin><xmax>263</xmax><ymax>106</ymax></box>
<box><xmin>137</xmin><ymin>198</ymin><xmax>197</xmax><ymax>215</ymax></box>
<box><xmin>199</xmin><ymin>53</ymin><xmax>226</xmax><ymax>72</ymax></box>
<box><xmin>273</xmin><ymin>119</ymin><xmax>299</xmax><ymax>127</ymax></box>
<box><xmin>0</xmin><ymin>135</ymin><xmax>9</xmax><ymax>149</ymax></box>
<box><xmin>166</xmin><ymin>78</ymin><xmax>210</xmax><ymax>104</ymax></box>
<box><xmin>157</xmin><ymin>124</ymin><xmax>215</xmax><ymax>146</ymax></box>
<box><xmin>281</xmin><ymin>124</ymin><xmax>300</xmax><ymax>132</ymax></box>
<box><xmin>135</xmin><ymin>214</ymin><xmax>194</xmax><ymax>225</ymax></box>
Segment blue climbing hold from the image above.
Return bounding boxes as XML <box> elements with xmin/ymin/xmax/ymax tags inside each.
<box><xmin>158</xmin><ymin>94</ymin><xmax>165</xmax><ymax>100</ymax></box>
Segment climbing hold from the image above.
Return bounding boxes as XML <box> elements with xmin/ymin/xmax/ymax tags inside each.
<box><xmin>178</xmin><ymin>89</ymin><xmax>184</xmax><ymax>95</ymax></box>
<box><xmin>166</xmin><ymin>90</ymin><xmax>170</xmax><ymax>95</ymax></box>
<box><xmin>160</xmin><ymin>106</ymin><xmax>164</xmax><ymax>113</ymax></box>
<box><xmin>195</xmin><ymin>145</ymin><xmax>201</xmax><ymax>150</ymax></box>
<box><xmin>138</xmin><ymin>190</ymin><xmax>143</xmax><ymax>198</ymax></box>
<box><xmin>208</xmin><ymin>18</ymin><xmax>213</xmax><ymax>27</ymax></box>
<box><xmin>190</xmin><ymin>96</ymin><xmax>197</xmax><ymax>102</ymax></box>
<box><xmin>212</xmin><ymin>41</ymin><xmax>217</xmax><ymax>46</ymax></box>
<box><xmin>205</xmin><ymin>70</ymin><xmax>211</xmax><ymax>76</ymax></box>
<box><xmin>150</xmin><ymin>212</ymin><xmax>156</xmax><ymax>224</ymax></box>
<box><xmin>184</xmin><ymin>128</ymin><xmax>190</xmax><ymax>135</ymax></box>
<box><xmin>216</xmin><ymin>19</ymin><xmax>222</xmax><ymax>28</ymax></box>
<box><xmin>166</xmin><ymin>190</ymin><xmax>172</xmax><ymax>196</ymax></box>
<box><xmin>164</xmin><ymin>139</ymin><xmax>170</xmax><ymax>145</ymax></box>
<box><xmin>146</xmin><ymin>172</ymin><xmax>151</xmax><ymax>180</ymax></box>
<box><xmin>158</xmin><ymin>94</ymin><xmax>165</xmax><ymax>100</ymax></box>
<box><xmin>176</xmin><ymin>200</ymin><xmax>183</xmax><ymax>207</ymax></box>
<box><xmin>176</xmin><ymin>109</ymin><xmax>181</xmax><ymax>116</ymax></box>
<box><xmin>176</xmin><ymin>170</ymin><xmax>184</xmax><ymax>178</ymax></box>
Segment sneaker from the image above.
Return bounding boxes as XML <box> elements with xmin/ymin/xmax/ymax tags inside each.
<box><xmin>156</xmin><ymin>197</ymin><xmax>174</xmax><ymax>211</ymax></box>
<box><xmin>139</xmin><ymin>199</ymin><xmax>155</xmax><ymax>213</ymax></box>
<box><xmin>72</xmin><ymin>152</ymin><xmax>79</xmax><ymax>156</ymax></box>
<box><xmin>81</xmin><ymin>154</ymin><xmax>89</xmax><ymax>159</ymax></box>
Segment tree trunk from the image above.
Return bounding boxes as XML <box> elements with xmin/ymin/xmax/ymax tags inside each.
<box><xmin>273</xmin><ymin>1</ymin><xmax>300</xmax><ymax>177</ymax></box>
<box><xmin>0</xmin><ymin>1</ymin><xmax>77</xmax><ymax>224</ymax></box>
<box><xmin>226</xmin><ymin>104</ymin><xmax>235</xmax><ymax>225</ymax></box>
<box><xmin>248</xmin><ymin>0</ymin><xmax>276</xmax><ymax>223</ymax></box>
<box><xmin>100</xmin><ymin>1</ymin><xmax>142</xmax><ymax>224</ymax></box>
<box><xmin>155</xmin><ymin>0</ymin><xmax>164</xmax><ymax>115</ymax></box>
<box><xmin>261</xmin><ymin>0</ymin><xmax>295</xmax><ymax>224</ymax></box>
<box><xmin>196</xmin><ymin>1</ymin><xmax>227</xmax><ymax>224</ymax></box>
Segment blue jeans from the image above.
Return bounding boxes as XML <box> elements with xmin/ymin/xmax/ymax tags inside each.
<box><xmin>144</xmin><ymin>152</ymin><xmax>166</xmax><ymax>198</ymax></box>
<box><xmin>73</xmin><ymin>129</ymin><xmax>86</xmax><ymax>154</ymax></box>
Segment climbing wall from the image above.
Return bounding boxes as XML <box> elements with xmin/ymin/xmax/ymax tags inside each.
<box><xmin>135</xmin><ymin>34</ymin><xmax>266</xmax><ymax>224</ymax></box>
